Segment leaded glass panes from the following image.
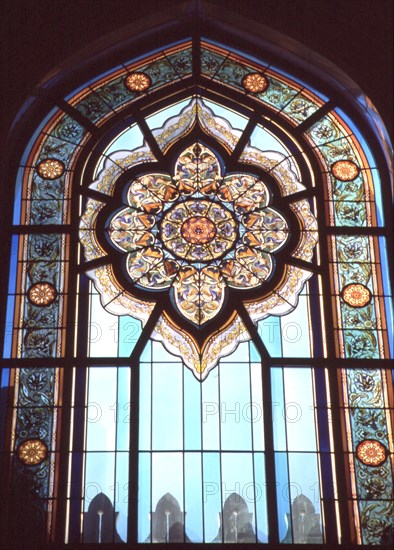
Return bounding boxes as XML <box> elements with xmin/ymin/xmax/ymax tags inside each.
<box><xmin>2</xmin><ymin>17</ymin><xmax>392</xmax><ymax>548</ymax></box>
<box><xmin>137</xmin><ymin>340</ymin><xmax>269</xmax><ymax>543</ymax></box>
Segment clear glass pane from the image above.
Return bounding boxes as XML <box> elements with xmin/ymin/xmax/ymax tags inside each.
<box><xmin>185</xmin><ymin>452</ymin><xmax>203</xmax><ymax>542</ymax></box>
<box><xmin>152</xmin><ymin>362</ymin><xmax>183</xmax><ymax>450</ymax></box>
<box><xmin>283</xmin><ymin>368</ymin><xmax>317</xmax><ymax>452</ymax></box>
<box><xmin>219</xmin><ymin>360</ymin><xmax>252</xmax><ymax>451</ymax></box>
<box><xmin>86</xmin><ymin>367</ymin><xmax>117</xmax><ymax>451</ymax></box>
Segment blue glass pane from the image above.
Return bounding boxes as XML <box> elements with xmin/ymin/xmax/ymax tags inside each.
<box><xmin>152</xmin><ymin>340</ymin><xmax>180</xmax><ymax>361</ymax></box>
<box><xmin>258</xmin><ymin>317</ymin><xmax>282</xmax><ymax>356</ymax></box>
<box><xmin>116</xmin><ymin>367</ymin><xmax>131</xmax><ymax>450</ymax></box>
<box><xmin>118</xmin><ymin>316</ymin><xmax>142</xmax><ymax>357</ymax></box>
<box><xmin>379</xmin><ymin>237</ymin><xmax>392</xmax><ymax>297</ymax></box>
<box><xmin>371</xmin><ymin>169</ymin><xmax>384</xmax><ymax>225</ymax></box>
<box><xmin>221</xmin><ymin>341</ymin><xmax>249</xmax><ymax>362</ymax></box>
<box><xmin>0</xmin><ymin>368</ymin><xmax>9</xmax><ymax>389</ymax></box>
<box><xmin>271</xmin><ymin>368</ymin><xmax>286</xmax><ymax>450</ymax></box>
<box><xmin>8</xmin><ymin>236</ymin><xmax>18</xmax><ymax>294</ymax></box>
<box><xmin>185</xmin><ymin>452</ymin><xmax>203</xmax><ymax>542</ymax></box>
<box><xmin>221</xmin><ymin>452</ymin><xmax>257</xmax><ymax>542</ymax></box>
<box><xmin>249</xmin><ymin>341</ymin><xmax>260</xmax><ymax>362</ymax></box>
<box><xmin>138</xmin><ymin>452</ymin><xmax>151</xmax><ymax>542</ymax></box>
<box><xmin>384</xmin><ymin>297</ymin><xmax>393</xmax><ymax>357</ymax></box>
<box><xmin>202</xmin><ymin>368</ymin><xmax>219</xmax><ymax>450</ymax></box>
<box><xmin>12</xmin><ymin>168</ymin><xmax>23</xmax><ymax>225</ymax></box>
<box><xmin>151</xmin><ymin>452</ymin><xmax>184</xmax><ymax>513</ymax></box>
<box><xmin>250</xmin><ymin>362</ymin><xmax>265</xmax><ymax>451</ymax></box>
<box><xmin>219</xmin><ymin>361</ymin><xmax>252</xmax><ymax>451</ymax></box>
<box><xmin>115</xmin><ymin>452</ymin><xmax>129</xmax><ymax>542</ymax></box>
<box><xmin>84</xmin><ymin>452</ymin><xmax>116</xmax><ymax>511</ymax></box>
<box><xmin>203</xmin><ymin>38</ymin><xmax>269</xmax><ymax>71</ymax></box>
<box><xmin>283</xmin><ymin>368</ymin><xmax>317</xmax><ymax>452</ymax></box>
<box><xmin>95</xmin><ymin>125</ymin><xmax>145</xmax><ymax>175</ymax></box>
<box><xmin>86</xmin><ymin>367</ymin><xmax>117</xmax><ymax>451</ymax></box>
<box><xmin>203</xmin><ymin>452</ymin><xmax>222</xmax><ymax>542</ymax></box>
<box><xmin>281</xmin><ymin>295</ymin><xmax>311</xmax><ymax>358</ymax></box>
<box><xmin>3</xmin><ymin>296</ymin><xmax>15</xmax><ymax>358</ymax></box>
<box><xmin>146</xmin><ymin>99</ymin><xmax>192</xmax><ymax>131</ymax></box>
<box><xmin>250</xmin><ymin>125</ymin><xmax>292</xmax><ymax>157</ymax></box>
<box><xmin>152</xmin><ymin>362</ymin><xmax>183</xmax><ymax>450</ymax></box>
<box><xmin>139</xmin><ymin>361</ymin><xmax>151</xmax><ymax>450</ymax></box>
<box><xmin>287</xmin><ymin>452</ymin><xmax>323</xmax><ymax>538</ymax></box>
<box><xmin>184</xmin><ymin>367</ymin><xmax>202</xmax><ymax>450</ymax></box>
<box><xmin>254</xmin><ymin>453</ymin><xmax>268</xmax><ymax>542</ymax></box>
<box><xmin>275</xmin><ymin>452</ymin><xmax>290</xmax><ymax>542</ymax></box>
<box><xmin>203</xmin><ymin>99</ymin><xmax>248</xmax><ymax>130</ymax></box>
<box><xmin>140</xmin><ymin>340</ymin><xmax>151</xmax><ymax>362</ymax></box>
<box><xmin>89</xmin><ymin>293</ymin><xmax>118</xmax><ymax>357</ymax></box>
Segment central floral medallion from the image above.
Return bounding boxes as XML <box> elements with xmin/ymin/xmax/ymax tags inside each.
<box><xmin>161</xmin><ymin>200</ymin><xmax>236</xmax><ymax>260</ymax></box>
<box><xmin>80</xmin><ymin>100</ymin><xmax>318</xmax><ymax>378</ymax></box>
<box><xmin>181</xmin><ymin>215</ymin><xmax>217</xmax><ymax>244</ymax></box>
<box><xmin>106</xmin><ymin>143</ymin><xmax>290</xmax><ymax>326</ymax></box>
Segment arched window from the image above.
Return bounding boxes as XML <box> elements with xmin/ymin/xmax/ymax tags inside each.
<box><xmin>1</xmin><ymin>3</ymin><xmax>392</xmax><ymax>547</ymax></box>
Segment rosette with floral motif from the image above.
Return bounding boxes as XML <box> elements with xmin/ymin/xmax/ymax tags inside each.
<box><xmin>80</xmin><ymin>99</ymin><xmax>318</xmax><ymax>378</ymax></box>
<box><xmin>106</xmin><ymin>144</ymin><xmax>289</xmax><ymax>325</ymax></box>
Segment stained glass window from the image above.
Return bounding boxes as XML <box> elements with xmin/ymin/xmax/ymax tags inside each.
<box><xmin>1</xmin><ymin>6</ymin><xmax>392</xmax><ymax>548</ymax></box>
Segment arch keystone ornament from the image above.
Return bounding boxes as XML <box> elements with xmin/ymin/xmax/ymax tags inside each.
<box><xmin>80</xmin><ymin>99</ymin><xmax>317</xmax><ymax>379</ymax></box>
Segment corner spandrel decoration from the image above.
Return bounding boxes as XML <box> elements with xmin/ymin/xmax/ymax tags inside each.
<box><xmin>80</xmin><ymin>99</ymin><xmax>318</xmax><ymax>378</ymax></box>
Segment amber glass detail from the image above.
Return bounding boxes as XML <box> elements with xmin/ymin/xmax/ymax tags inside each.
<box><xmin>18</xmin><ymin>439</ymin><xmax>48</xmax><ymax>465</ymax></box>
<box><xmin>341</xmin><ymin>283</ymin><xmax>371</xmax><ymax>308</ymax></box>
<box><xmin>242</xmin><ymin>72</ymin><xmax>269</xmax><ymax>93</ymax></box>
<box><xmin>124</xmin><ymin>72</ymin><xmax>152</xmax><ymax>92</ymax></box>
<box><xmin>27</xmin><ymin>282</ymin><xmax>57</xmax><ymax>306</ymax></box>
<box><xmin>356</xmin><ymin>439</ymin><xmax>387</xmax><ymax>467</ymax></box>
<box><xmin>36</xmin><ymin>158</ymin><xmax>65</xmax><ymax>180</ymax></box>
<box><xmin>181</xmin><ymin>216</ymin><xmax>216</xmax><ymax>244</ymax></box>
<box><xmin>331</xmin><ymin>160</ymin><xmax>360</xmax><ymax>181</ymax></box>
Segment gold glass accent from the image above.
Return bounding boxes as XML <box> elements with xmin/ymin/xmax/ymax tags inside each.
<box><xmin>181</xmin><ymin>216</ymin><xmax>216</xmax><ymax>244</ymax></box>
<box><xmin>341</xmin><ymin>283</ymin><xmax>371</xmax><ymax>308</ymax></box>
<box><xmin>27</xmin><ymin>282</ymin><xmax>57</xmax><ymax>306</ymax></box>
<box><xmin>356</xmin><ymin>439</ymin><xmax>387</xmax><ymax>467</ymax></box>
<box><xmin>36</xmin><ymin>158</ymin><xmax>65</xmax><ymax>180</ymax></box>
<box><xmin>331</xmin><ymin>160</ymin><xmax>360</xmax><ymax>181</ymax></box>
<box><xmin>242</xmin><ymin>72</ymin><xmax>269</xmax><ymax>93</ymax></box>
<box><xmin>18</xmin><ymin>439</ymin><xmax>48</xmax><ymax>465</ymax></box>
<box><xmin>124</xmin><ymin>72</ymin><xmax>152</xmax><ymax>92</ymax></box>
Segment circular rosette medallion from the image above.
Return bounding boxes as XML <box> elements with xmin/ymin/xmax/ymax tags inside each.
<box><xmin>356</xmin><ymin>439</ymin><xmax>387</xmax><ymax>467</ymax></box>
<box><xmin>341</xmin><ymin>283</ymin><xmax>371</xmax><ymax>308</ymax></box>
<box><xmin>27</xmin><ymin>282</ymin><xmax>57</xmax><ymax>306</ymax></box>
<box><xmin>331</xmin><ymin>160</ymin><xmax>360</xmax><ymax>181</ymax></box>
<box><xmin>124</xmin><ymin>71</ymin><xmax>151</xmax><ymax>92</ymax></box>
<box><xmin>18</xmin><ymin>438</ymin><xmax>48</xmax><ymax>466</ymax></box>
<box><xmin>242</xmin><ymin>72</ymin><xmax>269</xmax><ymax>93</ymax></box>
<box><xmin>161</xmin><ymin>200</ymin><xmax>237</xmax><ymax>261</ymax></box>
